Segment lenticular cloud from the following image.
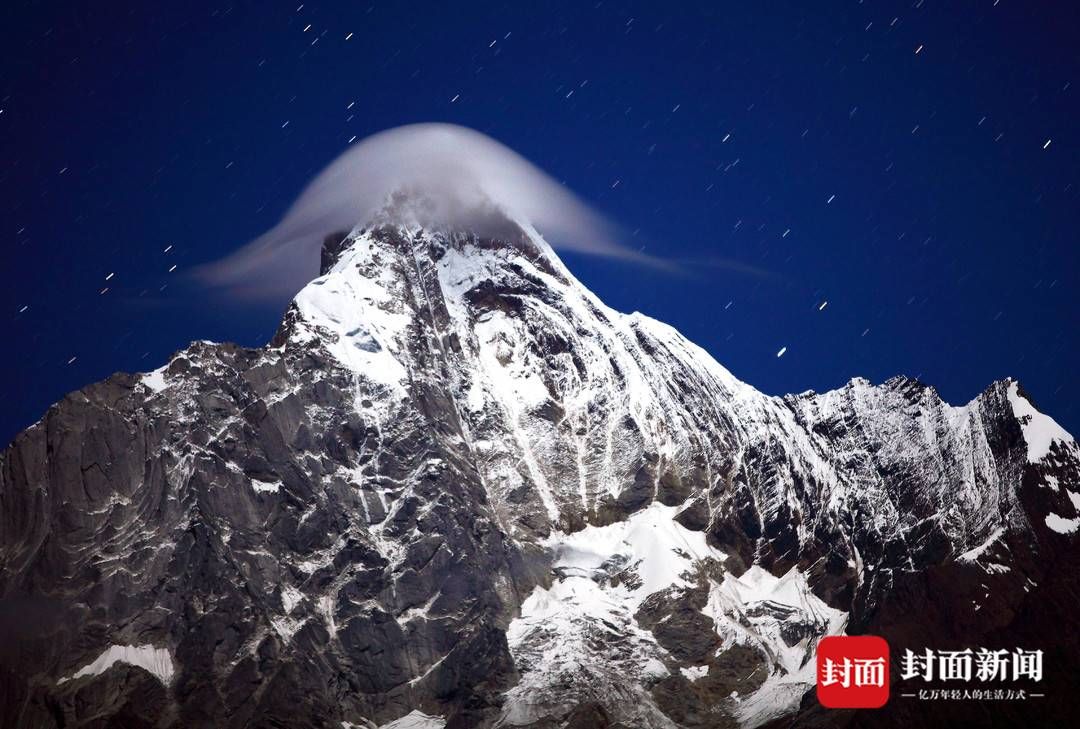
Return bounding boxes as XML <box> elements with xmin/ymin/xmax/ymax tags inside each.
<box><xmin>197</xmin><ymin>123</ymin><xmax>643</xmax><ymax>301</ymax></box>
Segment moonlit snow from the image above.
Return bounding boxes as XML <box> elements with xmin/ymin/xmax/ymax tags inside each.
<box><xmin>1045</xmin><ymin>512</ymin><xmax>1080</xmax><ymax>534</ymax></box>
<box><xmin>341</xmin><ymin>714</ymin><xmax>446</xmax><ymax>729</ymax></box>
<box><xmin>1007</xmin><ymin>380</ymin><xmax>1073</xmax><ymax>462</ymax></box>
<box><xmin>378</xmin><ymin>711</ymin><xmax>446</xmax><ymax>729</ymax></box>
<box><xmin>502</xmin><ymin>503</ymin><xmax>847</xmax><ymax>729</ymax></box>
<box><xmin>62</xmin><ymin>194</ymin><xmax>1075</xmax><ymax>729</ymax></box>
<box><xmin>141</xmin><ymin>365</ymin><xmax>168</xmax><ymax>392</ymax></box>
<box><xmin>250</xmin><ymin>478</ymin><xmax>281</xmax><ymax>494</ymax></box>
<box><xmin>57</xmin><ymin>644</ymin><xmax>174</xmax><ymax>686</ymax></box>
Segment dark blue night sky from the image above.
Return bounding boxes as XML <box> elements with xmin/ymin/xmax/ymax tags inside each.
<box><xmin>2</xmin><ymin>1</ymin><xmax>1078</xmax><ymax>446</ymax></box>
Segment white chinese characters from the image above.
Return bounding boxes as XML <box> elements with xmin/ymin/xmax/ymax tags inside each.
<box><xmin>821</xmin><ymin>657</ymin><xmax>888</xmax><ymax>688</ymax></box>
<box><xmin>900</xmin><ymin>649</ymin><xmax>1042</xmax><ymax>682</ymax></box>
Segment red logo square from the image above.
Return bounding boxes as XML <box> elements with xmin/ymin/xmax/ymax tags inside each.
<box><xmin>816</xmin><ymin>635</ymin><xmax>890</xmax><ymax>708</ymax></box>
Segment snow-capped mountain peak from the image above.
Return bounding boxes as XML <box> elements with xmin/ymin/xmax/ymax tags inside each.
<box><xmin>1</xmin><ymin>216</ymin><xmax>1077</xmax><ymax>728</ymax></box>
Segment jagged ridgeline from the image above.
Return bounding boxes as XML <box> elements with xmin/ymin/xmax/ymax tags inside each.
<box><xmin>1</xmin><ymin>211</ymin><xmax>1079</xmax><ymax>728</ymax></box>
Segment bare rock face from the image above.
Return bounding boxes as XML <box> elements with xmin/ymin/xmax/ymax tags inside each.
<box><xmin>1</xmin><ymin>213</ymin><xmax>1078</xmax><ymax>729</ymax></box>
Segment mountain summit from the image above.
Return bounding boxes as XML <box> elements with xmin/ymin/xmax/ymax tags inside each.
<box><xmin>1</xmin><ymin>218</ymin><xmax>1078</xmax><ymax>728</ymax></box>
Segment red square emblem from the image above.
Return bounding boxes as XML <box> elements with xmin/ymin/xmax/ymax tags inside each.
<box><xmin>816</xmin><ymin>635</ymin><xmax>890</xmax><ymax>708</ymax></box>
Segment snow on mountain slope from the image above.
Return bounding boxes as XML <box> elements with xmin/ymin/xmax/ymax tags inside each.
<box><xmin>272</xmin><ymin>212</ymin><xmax>1077</xmax><ymax>726</ymax></box>
<box><xmin>707</xmin><ymin>567</ymin><xmax>847</xmax><ymax>728</ymax></box>
<box><xmin>1007</xmin><ymin>379</ymin><xmax>1074</xmax><ymax>462</ymax></box>
<box><xmin>500</xmin><ymin>503</ymin><xmax>726</xmax><ymax>727</ymax></box>
<box><xmin>1</xmin><ymin>201</ymin><xmax>1078</xmax><ymax>728</ymax></box>
<box><xmin>56</xmin><ymin>644</ymin><xmax>174</xmax><ymax>687</ymax></box>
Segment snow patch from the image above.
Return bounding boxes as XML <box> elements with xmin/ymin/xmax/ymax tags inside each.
<box><xmin>271</xmin><ymin>615</ymin><xmax>307</xmax><ymax>642</ymax></box>
<box><xmin>680</xmin><ymin>665</ymin><xmax>709</xmax><ymax>681</ymax></box>
<box><xmin>379</xmin><ymin>710</ymin><xmax>446</xmax><ymax>729</ymax></box>
<box><xmin>502</xmin><ymin>504</ymin><xmax>717</xmax><ymax>726</ymax></box>
<box><xmin>58</xmin><ymin>644</ymin><xmax>174</xmax><ymax>686</ymax></box>
<box><xmin>465</xmin><ymin>380</ymin><xmax>486</xmax><ymax>412</ymax></box>
<box><xmin>642</xmin><ymin>657</ymin><xmax>670</xmax><ymax>680</ymax></box>
<box><xmin>251</xmin><ymin>478</ymin><xmax>280</xmax><ymax>494</ymax></box>
<box><xmin>549</xmin><ymin>502</ymin><xmax>726</xmax><ymax>608</ymax></box>
<box><xmin>959</xmin><ymin>527</ymin><xmax>1005</xmax><ymax>562</ymax></box>
<box><xmin>282</xmin><ymin>585</ymin><xmax>304</xmax><ymax>614</ymax></box>
<box><xmin>290</xmin><ymin>232</ymin><xmax>410</xmax><ymax>390</ymax></box>
<box><xmin>1007</xmin><ymin>381</ymin><xmax>1074</xmax><ymax>462</ymax></box>
<box><xmin>1045</xmin><ymin>512</ymin><xmax>1080</xmax><ymax>534</ymax></box>
<box><xmin>141</xmin><ymin>366</ymin><xmax>168</xmax><ymax>392</ymax></box>
<box><xmin>702</xmin><ymin>567</ymin><xmax>847</xmax><ymax>729</ymax></box>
